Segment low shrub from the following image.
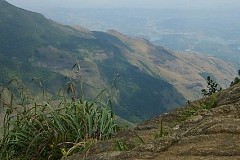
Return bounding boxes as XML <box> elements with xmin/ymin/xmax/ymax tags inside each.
<box><xmin>0</xmin><ymin>79</ymin><xmax>119</xmax><ymax>159</ymax></box>
<box><xmin>201</xmin><ymin>76</ymin><xmax>222</xmax><ymax>96</ymax></box>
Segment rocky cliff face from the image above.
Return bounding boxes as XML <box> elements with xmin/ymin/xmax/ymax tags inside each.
<box><xmin>64</xmin><ymin>83</ymin><xmax>240</xmax><ymax>160</ymax></box>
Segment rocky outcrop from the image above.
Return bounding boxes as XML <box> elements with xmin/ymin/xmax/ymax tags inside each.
<box><xmin>64</xmin><ymin>83</ymin><xmax>240</xmax><ymax>160</ymax></box>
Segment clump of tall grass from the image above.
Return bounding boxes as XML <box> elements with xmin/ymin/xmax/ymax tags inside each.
<box><xmin>0</xmin><ymin>76</ymin><xmax>119</xmax><ymax>159</ymax></box>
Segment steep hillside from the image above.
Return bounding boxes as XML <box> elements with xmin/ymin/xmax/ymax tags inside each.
<box><xmin>107</xmin><ymin>30</ymin><xmax>237</xmax><ymax>100</ymax></box>
<box><xmin>64</xmin><ymin>83</ymin><xmax>240</xmax><ymax>160</ymax></box>
<box><xmin>0</xmin><ymin>0</ymin><xmax>237</xmax><ymax>122</ymax></box>
<box><xmin>0</xmin><ymin>0</ymin><xmax>184</xmax><ymax>122</ymax></box>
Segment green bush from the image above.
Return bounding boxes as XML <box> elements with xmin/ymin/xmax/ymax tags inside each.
<box><xmin>230</xmin><ymin>70</ymin><xmax>240</xmax><ymax>86</ymax></box>
<box><xmin>230</xmin><ymin>77</ymin><xmax>240</xmax><ymax>86</ymax></box>
<box><xmin>0</xmin><ymin>80</ymin><xmax>119</xmax><ymax>159</ymax></box>
<box><xmin>201</xmin><ymin>76</ymin><xmax>222</xmax><ymax>96</ymax></box>
<box><xmin>178</xmin><ymin>94</ymin><xmax>217</xmax><ymax>122</ymax></box>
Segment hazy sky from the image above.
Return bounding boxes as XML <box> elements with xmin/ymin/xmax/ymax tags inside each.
<box><xmin>6</xmin><ymin>0</ymin><xmax>240</xmax><ymax>10</ymax></box>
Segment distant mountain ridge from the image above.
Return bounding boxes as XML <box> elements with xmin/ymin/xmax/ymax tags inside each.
<box><xmin>40</xmin><ymin>8</ymin><xmax>240</xmax><ymax>65</ymax></box>
<box><xmin>0</xmin><ymin>0</ymin><xmax>237</xmax><ymax>122</ymax></box>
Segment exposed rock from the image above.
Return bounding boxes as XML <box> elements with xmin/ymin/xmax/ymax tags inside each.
<box><xmin>64</xmin><ymin>83</ymin><xmax>240</xmax><ymax>160</ymax></box>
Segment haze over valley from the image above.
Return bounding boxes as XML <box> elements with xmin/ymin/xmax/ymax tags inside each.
<box><xmin>37</xmin><ymin>8</ymin><xmax>240</xmax><ymax>65</ymax></box>
<box><xmin>7</xmin><ymin>0</ymin><xmax>240</xmax><ymax>65</ymax></box>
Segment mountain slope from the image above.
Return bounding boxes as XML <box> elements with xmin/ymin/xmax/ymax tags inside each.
<box><xmin>0</xmin><ymin>0</ymin><xmax>237</xmax><ymax>122</ymax></box>
<box><xmin>0</xmin><ymin>0</ymin><xmax>185</xmax><ymax>122</ymax></box>
<box><xmin>107</xmin><ymin>30</ymin><xmax>237</xmax><ymax>100</ymax></box>
<box><xmin>64</xmin><ymin>83</ymin><xmax>240</xmax><ymax>160</ymax></box>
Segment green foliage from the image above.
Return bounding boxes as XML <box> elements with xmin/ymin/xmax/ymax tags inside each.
<box><xmin>230</xmin><ymin>70</ymin><xmax>240</xmax><ymax>86</ymax></box>
<box><xmin>199</xmin><ymin>94</ymin><xmax>218</xmax><ymax>110</ymax></box>
<box><xmin>0</xmin><ymin>80</ymin><xmax>119</xmax><ymax>159</ymax></box>
<box><xmin>115</xmin><ymin>139</ymin><xmax>128</xmax><ymax>151</ymax></box>
<box><xmin>230</xmin><ymin>77</ymin><xmax>240</xmax><ymax>86</ymax></box>
<box><xmin>154</xmin><ymin>121</ymin><xmax>169</xmax><ymax>139</ymax></box>
<box><xmin>201</xmin><ymin>76</ymin><xmax>222</xmax><ymax>96</ymax></box>
<box><xmin>178</xmin><ymin>108</ymin><xmax>197</xmax><ymax>122</ymax></box>
<box><xmin>178</xmin><ymin>94</ymin><xmax>217</xmax><ymax>122</ymax></box>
